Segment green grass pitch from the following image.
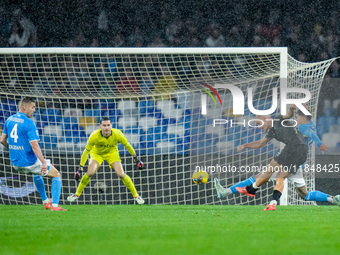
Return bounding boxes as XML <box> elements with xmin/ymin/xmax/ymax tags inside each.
<box><xmin>0</xmin><ymin>205</ymin><xmax>339</xmax><ymax>255</ymax></box>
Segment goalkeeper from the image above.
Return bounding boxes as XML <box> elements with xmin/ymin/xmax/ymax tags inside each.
<box><xmin>67</xmin><ymin>117</ymin><xmax>145</xmax><ymax>204</ymax></box>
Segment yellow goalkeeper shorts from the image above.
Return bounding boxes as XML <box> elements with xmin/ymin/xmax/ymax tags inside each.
<box><xmin>90</xmin><ymin>150</ymin><xmax>121</xmax><ymax>167</ymax></box>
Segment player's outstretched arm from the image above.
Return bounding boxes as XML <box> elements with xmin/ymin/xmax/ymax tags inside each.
<box><xmin>319</xmin><ymin>143</ymin><xmax>328</xmax><ymax>154</ymax></box>
<box><xmin>306</xmin><ymin>126</ymin><xmax>328</xmax><ymax>154</ymax></box>
<box><xmin>282</xmin><ymin>104</ymin><xmax>297</xmax><ymax>119</ymax></box>
<box><xmin>75</xmin><ymin>133</ymin><xmax>95</xmax><ymax>180</ymax></box>
<box><xmin>74</xmin><ymin>148</ymin><xmax>91</xmax><ymax>181</ymax></box>
<box><xmin>311</xmin><ymin>132</ymin><xmax>327</xmax><ymax>153</ymax></box>
<box><xmin>117</xmin><ymin>130</ymin><xmax>144</xmax><ymax>169</ymax></box>
<box><xmin>30</xmin><ymin>140</ymin><xmax>47</xmax><ymax>175</ymax></box>
<box><xmin>237</xmin><ymin>137</ymin><xmax>271</xmax><ymax>152</ymax></box>
<box><xmin>80</xmin><ymin>148</ymin><xmax>90</xmax><ymax>167</ymax></box>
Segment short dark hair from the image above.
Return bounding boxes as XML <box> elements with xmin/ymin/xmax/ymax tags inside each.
<box><xmin>296</xmin><ymin>109</ymin><xmax>312</xmax><ymax>121</ymax></box>
<box><xmin>19</xmin><ymin>97</ymin><xmax>35</xmax><ymax>109</ymax></box>
<box><xmin>100</xmin><ymin>117</ymin><xmax>111</xmax><ymax>124</ymax></box>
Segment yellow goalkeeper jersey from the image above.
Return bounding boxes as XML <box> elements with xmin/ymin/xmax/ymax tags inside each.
<box><xmin>80</xmin><ymin>128</ymin><xmax>135</xmax><ymax>166</ymax></box>
<box><xmin>86</xmin><ymin>128</ymin><xmax>135</xmax><ymax>155</ymax></box>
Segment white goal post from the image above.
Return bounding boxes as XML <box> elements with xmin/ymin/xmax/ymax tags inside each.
<box><xmin>0</xmin><ymin>47</ymin><xmax>336</xmax><ymax>206</ymax></box>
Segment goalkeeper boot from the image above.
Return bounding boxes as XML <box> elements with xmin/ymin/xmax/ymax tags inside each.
<box><xmin>135</xmin><ymin>196</ymin><xmax>145</xmax><ymax>205</ymax></box>
<box><xmin>236</xmin><ymin>186</ymin><xmax>255</xmax><ymax>197</ymax></box>
<box><xmin>51</xmin><ymin>206</ymin><xmax>67</xmax><ymax>211</ymax></box>
<box><xmin>264</xmin><ymin>200</ymin><xmax>277</xmax><ymax>211</ymax></box>
<box><xmin>44</xmin><ymin>198</ymin><xmax>52</xmax><ymax>210</ymax></box>
<box><xmin>67</xmin><ymin>193</ymin><xmax>79</xmax><ymax>202</ymax></box>
<box><xmin>214</xmin><ymin>178</ymin><xmax>228</xmax><ymax>199</ymax></box>
<box><xmin>333</xmin><ymin>195</ymin><xmax>340</xmax><ymax>206</ymax></box>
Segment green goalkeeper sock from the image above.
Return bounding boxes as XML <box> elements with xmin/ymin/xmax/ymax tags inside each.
<box><xmin>76</xmin><ymin>174</ymin><xmax>91</xmax><ymax>196</ymax></box>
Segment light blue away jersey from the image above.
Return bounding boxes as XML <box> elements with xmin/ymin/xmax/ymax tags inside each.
<box><xmin>298</xmin><ymin>120</ymin><xmax>322</xmax><ymax>148</ymax></box>
<box><xmin>3</xmin><ymin>112</ymin><xmax>40</xmax><ymax>167</ymax></box>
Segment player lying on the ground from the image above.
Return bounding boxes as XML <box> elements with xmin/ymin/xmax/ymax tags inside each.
<box><xmin>214</xmin><ymin>107</ymin><xmax>340</xmax><ymax>208</ymax></box>
<box><xmin>67</xmin><ymin>117</ymin><xmax>145</xmax><ymax>204</ymax></box>
<box><xmin>0</xmin><ymin>97</ymin><xmax>66</xmax><ymax>211</ymax></box>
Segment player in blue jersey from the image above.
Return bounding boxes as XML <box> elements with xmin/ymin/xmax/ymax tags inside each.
<box><xmin>214</xmin><ymin>107</ymin><xmax>340</xmax><ymax>208</ymax></box>
<box><xmin>0</xmin><ymin>97</ymin><xmax>66</xmax><ymax>211</ymax></box>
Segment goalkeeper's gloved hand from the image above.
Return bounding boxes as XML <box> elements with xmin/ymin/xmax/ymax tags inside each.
<box><xmin>134</xmin><ymin>156</ymin><xmax>144</xmax><ymax>170</ymax></box>
<box><xmin>74</xmin><ymin>166</ymin><xmax>83</xmax><ymax>181</ymax></box>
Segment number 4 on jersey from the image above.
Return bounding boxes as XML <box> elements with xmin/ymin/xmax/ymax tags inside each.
<box><xmin>10</xmin><ymin>124</ymin><xmax>18</xmax><ymax>143</ymax></box>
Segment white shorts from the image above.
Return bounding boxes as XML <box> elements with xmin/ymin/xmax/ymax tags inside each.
<box><xmin>269</xmin><ymin>167</ymin><xmax>306</xmax><ymax>188</ymax></box>
<box><xmin>14</xmin><ymin>159</ymin><xmax>51</xmax><ymax>176</ymax></box>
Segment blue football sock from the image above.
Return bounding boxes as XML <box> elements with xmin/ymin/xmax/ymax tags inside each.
<box><xmin>51</xmin><ymin>177</ymin><xmax>61</xmax><ymax>205</ymax></box>
<box><xmin>230</xmin><ymin>176</ymin><xmax>256</xmax><ymax>194</ymax></box>
<box><xmin>33</xmin><ymin>174</ymin><xmax>48</xmax><ymax>201</ymax></box>
<box><xmin>304</xmin><ymin>191</ymin><xmax>329</xmax><ymax>202</ymax></box>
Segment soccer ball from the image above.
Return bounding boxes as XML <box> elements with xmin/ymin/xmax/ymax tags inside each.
<box><xmin>192</xmin><ymin>170</ymin><xmax>209</xmax><ymax>185</ymax></box>
<box><xmin>93</xmin><ymin>182</ymin><xmax>107</xmax><ymax>193</ymax></box>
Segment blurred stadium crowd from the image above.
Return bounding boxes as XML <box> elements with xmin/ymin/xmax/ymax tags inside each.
<box><xmin>0</xmin><ymin>0</ymin><xmax>340</xmax><ymax>151</ymax></box>
<box><xmin>0</xmin><ymin>1</ymin><xmax>339</xmax><ymax>61</ymax></box>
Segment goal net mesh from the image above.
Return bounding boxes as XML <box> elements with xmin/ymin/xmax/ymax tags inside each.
<box><xmin>0</xmin><ymin>48</ymin><xmax>335</xmax><ymax>205</ymax></box>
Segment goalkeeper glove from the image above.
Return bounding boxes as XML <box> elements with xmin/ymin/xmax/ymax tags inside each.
<box><xmin>134</xmin><ymin>156</ymin><xmax>144</xmax><ymax>170</ymax></box>
<box><xmin>74</xmin><ymin>166</ymin><xmax>83</xmax><ymax>181</ymax></box>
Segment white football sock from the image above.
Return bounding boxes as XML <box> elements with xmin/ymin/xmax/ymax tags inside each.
<box><xmin>269</xmin><ymin>200</ymin><xmax>277</xmax><ymax>205</ymax></box>
<box><xmin>252</xmin><ymin>182</ymin><xmax>259</xmax><ymax>189</ymax></box>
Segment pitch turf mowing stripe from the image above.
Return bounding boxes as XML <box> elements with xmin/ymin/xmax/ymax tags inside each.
<box><xmin>0</xmin><ymin>205</ymin><xmax>339</xmax><ymax>255</ymax></box>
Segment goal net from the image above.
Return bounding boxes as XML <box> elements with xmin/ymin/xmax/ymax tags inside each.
<box><xmin>0</xmin><ymin>48</ymin><xmax>335</xmax><ymax>205</ymax></box>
